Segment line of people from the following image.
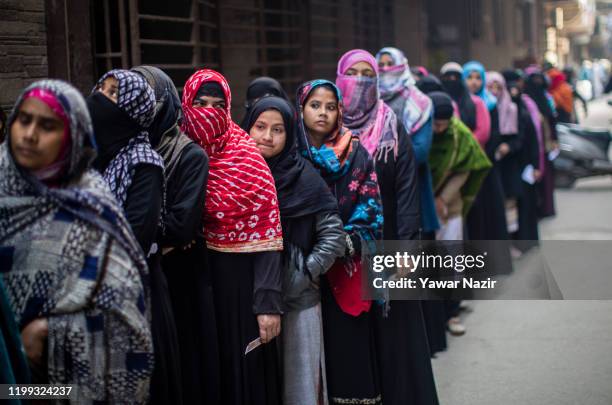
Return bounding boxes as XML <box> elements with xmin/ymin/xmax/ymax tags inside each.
<box><xmin>0</xmin><ymin>48</ymin><xmax>566</xmax><ymax>404</ymax></box>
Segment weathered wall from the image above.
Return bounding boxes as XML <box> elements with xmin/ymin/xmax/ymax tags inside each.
<box><xmin>0</xmin><ymin>0</ymin><xmax>48</xmax><ymax>111</ymax></box>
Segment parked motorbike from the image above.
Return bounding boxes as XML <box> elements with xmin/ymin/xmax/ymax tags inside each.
<box><xmin>553</xmin><ymin>123</ymin><xmax>612</xmax><ymax>188</ymax></box>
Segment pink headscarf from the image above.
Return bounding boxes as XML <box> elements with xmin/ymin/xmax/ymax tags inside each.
<box><xmin>486</xmin><ymin>71</ymin><xmax>518</xmax><ymax>135</ymax></box>
<box><xmin>22</xmin><ymin>88</ymin><xmax>72</xmax><ymax>183</ymax></box>
<box><xmin>336</xmin><ymin>49</ymin><xmax>379</xmax><ymax>76</ymax></box>
<box><xmin>336</xmin><ymin>49</ymin><xmax>398</xmax><ymax>161</ymax></box>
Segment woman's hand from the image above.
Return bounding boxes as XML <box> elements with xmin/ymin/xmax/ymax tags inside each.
<box><xmin>256</xmin><ymin>314</ymin><xmax>281</xmax><ymax>344</ymax></box>
<box><xmin>495</xmin><ymin>143</ymin><xmax>510</xmax><ymax>160</ymax></box>
<box><xmin>534</xmin><ymin>169</ymin><xmax>542</xmax><ymax>181</ymax></box>
<box><xmin>435</xmin><ymin>197</ymin><xmax>448</xmax><ymax>222</ymax></box>
<box><xmin>21</xmin><ymin>318</ymin><xmax>48</xmax><ymax>366</ymax></box>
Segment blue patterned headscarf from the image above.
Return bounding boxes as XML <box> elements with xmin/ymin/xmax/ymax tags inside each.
<box><xmin>95</xmin><ymin>69</ymin><xmax>156</xmax><ymax>128</ymax></box>
<box><xmin>463</xmin><ymin>61</ymin><xmax>497</xmax><ymax>111</ymax></box>
<box><xmin>91</xmin><ymin>69</ymin><xmax>165</xmax><ymax>207</ymax></box>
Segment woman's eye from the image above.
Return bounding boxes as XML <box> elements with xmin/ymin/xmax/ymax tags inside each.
<box><xmin>310</xmin><ymin>102</ymin><xmax>320</xmax><ymax>109</ymax></box>
<box><xmin>41</xmin><ymin>122</ymin><xmax>57</xmax><ymax>132</ymax></box>
<box><xmin>17</xmin><ymin>113</ymin><xmax>31</xmax><ymax>125</ymax></box>
<box><xmin>273</xmin><ymin>127</ymin><xmax>283</xmax><ymax>133</ymax></box>
<box><xmin>327</xmin><ymin>105</ymin><xmax>336</xmax><ymax>111</ymax></box>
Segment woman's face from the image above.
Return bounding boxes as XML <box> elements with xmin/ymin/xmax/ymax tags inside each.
<box><xmin>302</xmin><ymin>86</ymin><xmax>338</xmax><ymax>139</ymax></box>
<box><xmin>192</xmin><ymin>95</ymin><xmax>226</xmax><ymax>109</ymax></box>
<box><xmin>249</xmin><ymin>109</ymin><xmax>287</xmax><ymax>159</ymax></box>
<box><xmin>344</xmin><ymin>61</ymin><xmax>376</xmax><ymax>78</ymax></box>
<box><xmin>378</xmin><ymin>54</ymin><xmax>394</xmax><ymax>69</ymax></box>
<box><xmin>10</xmin><ymin>97</ymin><xmax>65</xmax><ymax>171</ymax></box>
<box><xmin>466</xmin><ymin>71</ymin><xmax>483</xmax><ymax>94</ymax></box>
<box><xmin>488</xmin><ymin>81</ymin><xmax>503</xmax><ymax>98</ymax></box>
<box><xmin>99</xmin><ymin>76</ymin><xmax>119</xmax><ymax>103</ymax></box>
<box><xmin>433</xmin><ymin>119</ymin><xmax>450</xmax><ymax>135</ymax></box>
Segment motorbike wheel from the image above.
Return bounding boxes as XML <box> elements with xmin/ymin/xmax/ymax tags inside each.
<box><xmin>555</xmin><ymin>173</ymin><xmax>576</xmax><ymax>188</ymax></box>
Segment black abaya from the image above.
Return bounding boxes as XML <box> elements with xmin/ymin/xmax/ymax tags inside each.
<box><xmin>159</xmin><ymin>142</ymin><xmax>220</xmax><ymax>404</ymax></box>
<box><xmin>123</xmin><ymin>163</ymin><xmax>184</xmax><ymax>405</ymax></box>
<box><xmin>420</xmin><ymin>231</ymin><xmax>448</xmax><ymax>357</ymax></box>
<box><xmin>466</xmin><ymin>107</ymin><xmax>513</xmax><ymax>275</ymax></box>
<box><xmin>515</xmin><ymin>105</ymin><xmax>541</xmax><ymax>244</ymax></box>
<box><xmin>209</xmin><ymin>251</ymin><xmax>282</xmax><ymax>405</ymax></box>
<box><xmin>370</xmin><ymin>127</ymin><xmax>439</xmax><ymax>405</ymax></box>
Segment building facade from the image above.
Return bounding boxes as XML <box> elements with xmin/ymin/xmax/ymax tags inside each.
<box><xmin>1</xmin><ymin>0</ymin><xmax>556</xmax><ymax>117</ymax></box>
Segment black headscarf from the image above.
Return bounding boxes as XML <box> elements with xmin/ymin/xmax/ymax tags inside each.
<box><xmin>131</xmin><ymin>65</ymin><xmax>194</xmax><ymax>181</ymax></box>
<box><xmin>441</xmin><ymin>72</ymin><xmax>476</xmax><ymax>130</ymax></box>
<box><xmin>502</xmin><ymin>69</ymin><xmax>522</xmax><ymax>86</ymax></box>
<box><xmin>430</xmin><ymin>91</ymin><xmax>454</xmax><ymax>120</ymax></box>
<box><xmin>196</xmin><ymin>81</ymin><xmax>226</xmax><ymax>101</ymax></box>
<box><xmin>416</xmin><ymin>75</ymin><xmax>445</xmax><ymax>95</ymax></box>
<box><xmin>242</xmin><ymin>96</ymin><xmax>338</xmax><ymax>222</ymax></box>
<box><xmin>524</xmin><ymin>72</ymin><xmax>555</xmax><ymax>121</ymax></box>
<box><xmin>131</xmin><ymin>65</ymin><xmax>182</xmax><ymax>147</ymax></box>
<box><xmin>240</xmin><ymin>77</ymin><xmax>289</xmax><ymax>129</ymax></box>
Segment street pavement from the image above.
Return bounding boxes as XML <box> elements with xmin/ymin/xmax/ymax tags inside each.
<box><xmin>432</xmin><ymin>94</ymin><xmax>612</xmax><ymax>405</ymax></box>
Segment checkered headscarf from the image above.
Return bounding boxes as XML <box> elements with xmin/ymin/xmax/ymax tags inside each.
<box><xmin>95</xmin><ymin>69</ymin><xmax>156</xmax><ymax>128</ymax></box>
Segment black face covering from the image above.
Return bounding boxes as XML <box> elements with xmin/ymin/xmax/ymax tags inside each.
<box><xmin>441</xmin><ymin>74</ymin><xmax>464</xmax><ymax>100</ymax></box>
<box><xmin>86</xmin><ymin>92</ymin><xmax>142</xmax><ymax>172</ymax></box>
<box><xmin>441</xmin><ymin>73</ymin><xmax>477</xmax><ymax>130</ymax></box>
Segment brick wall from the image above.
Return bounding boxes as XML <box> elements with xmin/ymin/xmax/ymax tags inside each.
<box><xmin>0</xmin><ymin>0</ymin><xmax>48</xmax><ymax>112</ymax></box>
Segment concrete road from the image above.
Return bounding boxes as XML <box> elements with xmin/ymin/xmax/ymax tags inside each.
<box><xmin>432</xmin><ymin>95</ymin><xmax>612</xmax><ymax>405</ymax></box>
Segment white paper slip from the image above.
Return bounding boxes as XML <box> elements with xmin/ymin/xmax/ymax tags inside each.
<box><xmin>522</xmin><ymin>164</ymin><xmax>536</xmax><ymax>185</ymax></box>
<box><xmin>548</xmin><ymin>149</ymin><xmax>560</xmax><ymax>161</ymax></box>
<box><xmin>244</xmin><ymin>337</ymin><xmax>263</xmax><ymax>355</ymax></box>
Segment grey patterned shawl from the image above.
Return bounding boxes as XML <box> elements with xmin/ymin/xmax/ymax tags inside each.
<box><xmin>0</xmin><ymin>80</ymin><xmax>153</xmax><ymax>404</ymax></box>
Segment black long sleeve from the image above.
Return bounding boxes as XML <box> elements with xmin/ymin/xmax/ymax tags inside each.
<box><xmin>521</xmin><ymin>110</ymin><xmax>540</xmax><ymax>168</ymax></box>
<box><xmin>505</xmin><ymin>127</ymin><xmax>524</xmax><ymax>157</ymax></box>
<box><xmin>395</xmin><ymin>125</ymin><xmax>421</xmax><ymax>240</ymax></box>
<box><xmin>123</xmin><ymin>164</ymin><xmax>164</xmax><ymax>254</ymax></box>
<box><xmin>252</xmin><ymin>251</ymin><xmax>283</xmax><ymax>315</ymax></box>
<box><xmin>162</xmin><ymin>144</ymin><xmax>209</xmax><ymax>247</ymax></box>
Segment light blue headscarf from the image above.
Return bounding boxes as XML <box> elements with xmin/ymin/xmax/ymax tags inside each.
<box><xmin>463</xmin><ymin>61</ymin><xmax>497</xmax><ymax>111</ymax></box>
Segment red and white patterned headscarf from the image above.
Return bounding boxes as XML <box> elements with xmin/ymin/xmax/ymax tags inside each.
<box><xmin>181</xmin><ymin>69</ymin><xmax>283</xmax><ymax>253</ymax></box>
